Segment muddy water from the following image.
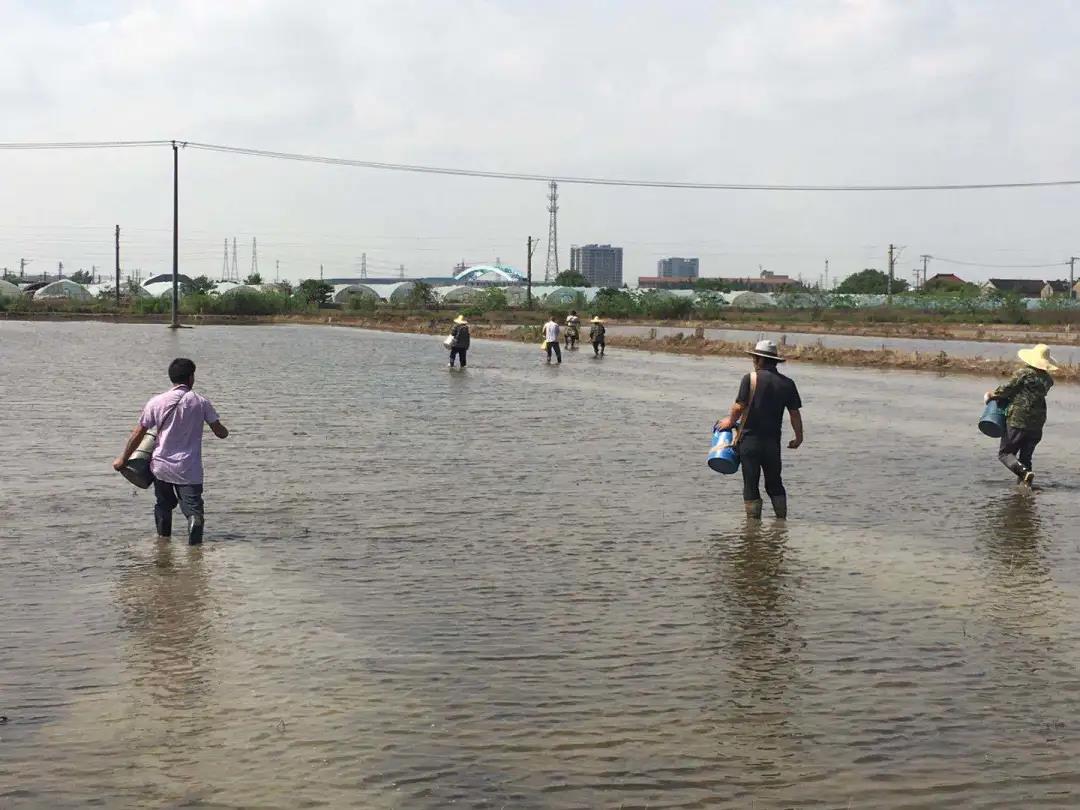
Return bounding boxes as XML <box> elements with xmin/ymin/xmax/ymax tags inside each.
<box><xmin>3</xmin><ymin>320</ymin><xmax>1080</xmax><ymax>809</ymax></box>
<box><xmin>608</xmin><ymin>323</ymin><xmax>1080</xmax><ymax>363</ymax></box>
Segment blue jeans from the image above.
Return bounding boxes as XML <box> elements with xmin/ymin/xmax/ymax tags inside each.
<box><xmin>153</xmin><ymin>480</ymin><xmax>204</xmax><ymax>537</ymax></box>
<box><xmin>546</xmin><ymin>341</ymin><xmax>562</xmax><ymax>362</ymax></box>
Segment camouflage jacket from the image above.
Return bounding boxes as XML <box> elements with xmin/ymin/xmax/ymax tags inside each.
<box><xmin>992</xmin><ymin>366</ymin><xmax>1053</xmax><ymax>431</ymax></box>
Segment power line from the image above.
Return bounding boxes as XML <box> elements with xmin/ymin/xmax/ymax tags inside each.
<box><xmin>0</xmin><ymin>140</ymin><xmax>170</xmax><ymax>150</ymax></box>
<box><xmin>930</xmin><ymin>255</ymin><xmax>1069</xmax><ymax>269</ymax></box>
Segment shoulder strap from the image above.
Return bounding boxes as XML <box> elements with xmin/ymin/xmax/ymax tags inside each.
<box><xmin>733</xmin><ymin>371</ymin><xmax>757</xmax><ymax>447</ymax></box>
<box><xmin>159</xmin><ymin>389</ymin><xmax>191</xmax><ymax>431</ymax></box>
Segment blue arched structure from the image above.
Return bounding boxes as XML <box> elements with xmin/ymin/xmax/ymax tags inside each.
<box><xmin>453</xmin><ymin>264</ymin><xmax>526</xmax><ymax>284</ymax></box>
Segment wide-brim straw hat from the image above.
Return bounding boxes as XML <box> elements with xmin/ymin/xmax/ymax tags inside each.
<box><xmin>591</xmin><ymin>316</ymin><xmax>602</xmax><ymax>323</ymax></box>
<box><xmin>453</xmin><ymin>315</ymin><xmax>468</xmax><ymax>324</ymax></box>
<box><xmin>1018</xmin><ymin>343</ymin><xmax>1059</xmax><ymax>372</ymax></box>
<box><xmin>746</xmin><ymin>338</ymin><xmax>785</xmax><ymax>362</ymax></box>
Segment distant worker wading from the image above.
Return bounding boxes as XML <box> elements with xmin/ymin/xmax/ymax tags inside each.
<box><xmin>986</xmin><ymin>343</ymin><xmax>1057</xmax><ymax>487</ymax></box>
<box><xmin>589</xmin><ymin>316</ymin><xmax>606</xmax><ymax>357</ymax></box>
<box><xmin>717</xmin><ymin>340</ymin><xmax>803</xmax><ymax>520</ymax></box>
<box><xmin>448</xmin><ymin>314</ymin><xmax>470</xmax><ymax>368</ymax></box>
<box><xmin>543</xmin><ymin>315</ymin><xmax>562</xmax><ymax>364</ymax></box>
<box><xmin>113</xmin><ymin>358</ymin><xmax>229</xmax><ymax>545</ymax></box>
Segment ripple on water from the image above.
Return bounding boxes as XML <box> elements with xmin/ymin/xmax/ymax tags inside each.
<box><xmin>2</xmin><ymin>321</ymin><xmax>1080</xmax><ymax>808</ymax></box>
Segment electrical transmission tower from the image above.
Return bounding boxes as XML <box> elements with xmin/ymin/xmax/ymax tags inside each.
<box><xmin>221</xmin><ymin>239</ymin><xmax>229</xmax><ymax>279</ymax></box>
<box><xmin>251</xmin><ymin>238</ymin><xmax>259</xmax><ymax>279</ymax></box>
<box><xmin>231</xmin><ymin>237</ymin><xmax>239</xmax><ymax>281</ymax></box>
<box><xmin>544</xmin><ymin>180</ymin><xmax>559</xmax><ymax>282</ymax></box>
<box><xmin>399</xmin><ymin>263</ymin><xmax>405</xmax><ymax>279</ymax></box>
<box><xmin>361</xmin><ymin>253</ymin><xmax>367</xmax><ymax>279</ymax></box>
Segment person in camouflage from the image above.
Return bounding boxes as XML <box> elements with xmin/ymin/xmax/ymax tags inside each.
<box><xmin>986</xmin><ymin>344</ymin><xmax>1058</xmax><ymax>486</ymax></box>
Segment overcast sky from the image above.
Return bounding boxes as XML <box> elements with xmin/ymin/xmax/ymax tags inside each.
<box><xmin>1</xmin><ymin>0</ymin><xmax>1079</xmax><ymax>285</ymax></box>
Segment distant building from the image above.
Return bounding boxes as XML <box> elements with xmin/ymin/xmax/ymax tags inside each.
<box><xmin>571</xmin><ymin>244</ymin><xmax>623</xmax><ymax>288</ymax></box>
<box><xmin>657</xmin><ymin>257</ymin><xmax>699</xmax><ymax>279</ymax></box>
<box><xmin>925</xmin><ymin>273</ymin><xmax>966</xmax><ymax>287</ymax></box>
<box><xmin>1042</xmin><ymin>280</ymin><xmax>1074</xmax><ymax>299</ymax></box>
<box><xmin>714</xmin><ymin>270</ymin><xmax>797</xmax><ymax>292</ymax></box>
<box><xmin>638</xmin><ymin>276</ymin><xmax>697</xmax><ymax>290</ymax></box>
<box><xmin>981</xmin><ymin>278</ymin><xmax>1050</xmax><ymax>298</ymax></box>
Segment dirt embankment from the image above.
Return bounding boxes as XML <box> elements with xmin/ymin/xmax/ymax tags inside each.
<box><xmin>6</xmin><ymin>310</ymin><xmax>1078</xmax><ymax>381</ymax></box>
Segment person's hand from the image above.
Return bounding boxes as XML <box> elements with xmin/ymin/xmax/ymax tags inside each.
<box><xmin>788</xmin><ymin>437</ymin><xmax>802</xmax><ymax>450</ymax></box>
<box><xmin>716</xmin><ymin>417</ymin><xmax>733</xmax><ymax>431</ymax></box>
<box><xmin>112</xmin><ymin>457</ymin><xmax>127</xmax><ymax>471</ymax></box>
<box><xmin>984</xmin><ymin>391</ymin><xmax>994</xmax><ymax>403</ymax></box>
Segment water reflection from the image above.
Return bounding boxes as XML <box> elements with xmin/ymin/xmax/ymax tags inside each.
<box><xmin>114</xmin><ymin>541</ymin><xmax>216</xmax><ymax>712</ymax></box>
<box><xmin>707</xmin><ymin>522</ymin><xmax>801</xmax><ymax>714</ymax></box>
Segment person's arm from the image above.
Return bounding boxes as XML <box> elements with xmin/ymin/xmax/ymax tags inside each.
<box><xmin>717</xmin><ymin>374</ymin><xmax>751</xmax><ymax>430</ymax></box>
<box><xmin>203</xmin><ymin>399</ymin><xmax>228</xmax><ymax>439</ymax></box>
<box><xmin>717</xmin><ymin>402</ymin><xmax>745</xmax><ymax>431</ymax></box>
<box><xmin>788</xmin><ymin>409</ymin><xmax>803</xmax><ymax>449</ymax></box>
<box><xmin>987</xmin><ymin>370</ymin><xmax>1022</xmax><ymax>403</ymax></box>
<box><xmin>112</xmin><ymin>424</ymin><xmax>148</xmax><ymax>470</ymax></box>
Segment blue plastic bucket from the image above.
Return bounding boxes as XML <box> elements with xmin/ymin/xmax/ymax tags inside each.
<box><xmin>707</xmin><ymin>427</ymin><xmax>740</xmax><ymax>474</ymax></box>
<box><xmin>979</xmin><ymin>400</ymin><xmax>1007</xmax><ymax>438</ymax></box>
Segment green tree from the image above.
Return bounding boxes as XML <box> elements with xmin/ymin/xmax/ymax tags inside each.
<box><xmin>479</xmin><ymin>286</ymin><xmax>508</xmax><ymax>310</ymax></box>
<box><xmin>245</xmin><ymin>271</ymin><xmax>263</xmax><ymax>285</ymax></box>
<box><xmin>403</xmin><ymin>280</ymin><xmax>438</xmax><ymax>309</ymax></box>
<box><xmin>296</xmin><ymin>278</ymin><xmax>333</xmax><ymax>305</ymax></box>
<box><xmin>69</xmin><ymin>269</ymin><xmax>94</xmax><ymax>284</ymax></box>
<box><xmin>554</xmin><ymin>270</ymin><xmax>590</xmax><ymax>287</ymax></box>
<box><xmin>182</xmin><ymin>275</ymin><xmax>218</xmax><ymax>295</ymax></box>
<box><xmin>273</xmin><ymin>281</ymin><xmax>294</xmax><ymax>296</ymax></box>
<box><xmin>836</xmin><ymin>268</ymin><xmax>909</xmax><ymax>295</ymax></box>
<box><xmin>923</xmin><ymin>276</ymin><xmax>978</xmax><ymax>295</ymax></box>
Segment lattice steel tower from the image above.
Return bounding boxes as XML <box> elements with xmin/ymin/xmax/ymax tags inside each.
<box><xmin>544</xmin><ymin>180</ymin><xmax>559</xmax><ymax>282</ymax></box>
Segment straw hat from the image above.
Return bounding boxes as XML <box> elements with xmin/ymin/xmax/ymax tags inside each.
<box><xmin>746</xmin><ymin>339</ymin><xmax>785</xmax><ymax>362</ymax></box>
<box><xmin>453</xmin><ymin>314</ymin><xmax>468</xmax><ymax>325</ymax></box>
<box><xmin>591</xmin><ymin>316</ymin><xmax>602</xmax><ymax>323</ymax></box>
<box><xmin>1018</xmin><ymin>343</ymin><xmax>1059</xmax><ymax>372</ymax></box>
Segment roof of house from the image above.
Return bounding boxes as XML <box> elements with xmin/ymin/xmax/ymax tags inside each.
<box><xmin>985</xmin><ymin>278</ymin><xmax>1046</xmax><ymax>296</ymax></box>
<box><xmin>927</xmin><ymin>273</ymin><xmax>965</xmax><ymax>284</ymax></box>
<box><xmin>1045</xmin><ymin>280</ymin><xmax>1073</xmax><ymax>293</ymax></box>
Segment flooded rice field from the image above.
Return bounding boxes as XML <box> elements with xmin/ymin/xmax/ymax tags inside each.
<box><xmin>3</xmin><ymin>320</ymin><xmax>1080</xmax><ymax>809</ymax></box>
<box><xmin>607</xmin><ymin>323</ymin><xmax>1080</xmax><ymax>364</ymax></box>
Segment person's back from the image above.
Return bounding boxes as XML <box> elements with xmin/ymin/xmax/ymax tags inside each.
<box><xmin>738</xmin><ymin>367</ymin><xmax>801</xmax><ymax>440</ymax></box>
<box><xmin>543</xmin><ymin>317</ymin><xmax>562</xmax><ymax>363</ymax></box>
<box><xmin>114</xmin><ymin>357</ymin><xmax>228</xmax><ymax>544</ymax></box>
<box><xmin>451</xmin><ymin>322</ymin><xmax>470</xmax><ymax>350</ymax></box>
<box><xmin>987</xmin><ymin>344</ymin><xmax>1057</xmax><ymax>486</ymax></box>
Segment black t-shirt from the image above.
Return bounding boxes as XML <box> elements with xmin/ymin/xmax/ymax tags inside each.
<box><xmin>736</xmin><ymin>367</ymin><xmax>802</xmax><ymax>440</ymax></box>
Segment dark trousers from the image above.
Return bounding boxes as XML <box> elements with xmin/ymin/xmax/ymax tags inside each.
<box><xmin>592</xmin><ymin>339</ymin><xmax>605</xmax><ymax>356</ymax></box>
<box><xmin>154</xmin><ymin>480</ymin><xmax>204</xmax><ymax>537</ymax></box>
<box><xmin>546</xmin><ymin>341</ymin><xmax>562</xmax><ymax>363</ymax></box>
<box><xmin>998</xmin><ymin>426</ymin><xmax>1042</xmax><ymax>477</ymax></box>
<box><xmin>740</xmin><ymin>435</ymin><xmax>785</xmax><ymax>502</ymax></box>
<box><xmin>450</xmin><ymin>347</ymin><xmax>467</xmax><ymax>367</ymax></box>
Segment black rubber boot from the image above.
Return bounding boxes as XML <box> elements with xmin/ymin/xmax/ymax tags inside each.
<box><xmin>744</xmin><ymin>499</ymin><xmax>763</xmax><ymax>520</ymax></box>
<box><xmin>770</xmin><ymin>496</ymin><xmax>788</xmax><ymax>519</ymax></box>
<box><xmin>187</xmin><ymin>515</ymin><xmax>204</xmax><ymax>546</ymax></box>
<box><xmin>155</xmin><ymin>508</ymin><xmax>172</xmax><ymax>539</ymax></box>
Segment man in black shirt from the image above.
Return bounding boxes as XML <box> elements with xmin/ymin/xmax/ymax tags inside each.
<box><xmin>717</xmin><ymin>339</ymin><xmax>804</xmax><ymax>519</ymax></box>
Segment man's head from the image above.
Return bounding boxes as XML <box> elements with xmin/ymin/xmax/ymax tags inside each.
<box><xmin>168</xmin><ymin>357</ymin><xmax>196</xmax><ymax>386</ymax></box>
<box><xmin>570</xmin><ymin>310</ymin><xmax>577</xmax><ymax>316</ymax></box>
<box><xmin>746</xmin><ymin>339</ymin><xmax>784</xmax><ymax>370</ymax></box>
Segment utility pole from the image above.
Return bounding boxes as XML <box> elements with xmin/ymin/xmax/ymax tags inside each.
<box><xmin>527</xmin><ymin>235</ymin><xmax>539</xmax><ymax>309</ymax></box>
<box><xmin>824</xmin><ymin>258</ymin><xmax>829</xmax><ymax>292</ymax></box>
<box><xmin>170</xmin><ymin>140</ymin><xmax>180</xmax><ymax>329</ymax></box>
<box><xmin>275</xmin><ymin>259</ymin><xmax>280</xmax><ymax>282</ymax></box>
<box><xmin>19</xmin><ymin>258</ymin><xmax>30</xmax><ymax>279</ymax></box>
<box><xmin>399</xmin><ymin>263</ymin><xmax>405</xmax><ymax>279</ymax></box>
<box><xmin>58</xmin><ymin>261</ymin><xmax>64</xmax><ymax>280</ymax></box>
<box><xmin>320</xmin><ymin>264</ymin><xmax>324</xmax><ymax>280</ymax></box>
<box><xmin>115</xmin><ymin>225</ymin><xmax>121</xmax><ymax>307</ymax></box>
<box><xmin>251</xmin><ymin>237</ymin><xmax>258</xmax><ymax>280</ymax></box>
<box><xmin>887</xmin><ymin>243</ymin><xmax>897</xmax><ymax>301</ymax></box>
<box><xmin>920</xmin><ymin>254</ymin><xmax>930</xmax><ymax>291</ymax></box>
<box><xmin>360</xmin><ymin>252</ymin><xmax>367</xmax><ymax>280</ymax></box>
<box><xmin>1071</xmin><ymin>256</ymin><xmax>1077</xmax><ymax>300</ymax></box>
